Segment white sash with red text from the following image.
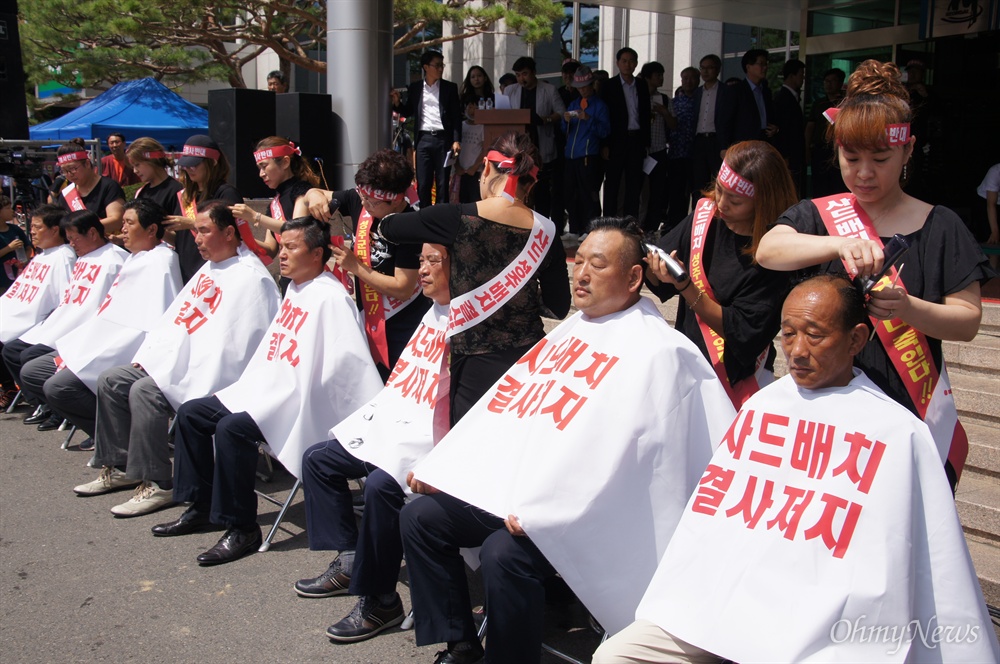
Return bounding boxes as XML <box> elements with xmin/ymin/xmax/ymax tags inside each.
<box><xmin>0</xmin><ymin>244</ymin><xmax>76</xmax><ymax>343</ymax></box>
<box><xmin>688</xmin><ymin>198</ymin><xmax>771</xmax><ymax>408</ymax></box>
<box><xmin>636</xmin><ymin>372</ymin><xmax>999</xmax><ymax>663</ymax></box>
<box><xmin>133</xmin><ymin>251</ymin><xmax>280</xmax><ymax>408</ymax></box>
<box><xmin>61</xmin><ymin>183</ymin><xmax>86</xmax><ymax>211</ymax></box>
<box><xmin>20</xmin><ymin>243</ymin><xmax>128</xmax><ymax>347</ymax></box>
<box><xmin>814</xmin><ymin>194</ymin><xmax>963</xmax><ymax>472</ymax></box>
<box><xmin>55</xmin><ymin>243</ymin><xmax>182</xmax><ymax>391</ymax></box>
<box><xmin>411</xmin><ymin>298</ymin><xmax>735</xmax><ymax>634</ymax></box>
<box><xmin>217</xmin><ymin>273</ymin><xmax>382</xmax><ymax>478</ymax></box>
<box><xmin>333</xmin><ymin>303</ymin><xmax>450</xmax><ymax>489</ymax></box>
<box><xmin>446</xmin><ymin>210</ymin><xmax>555</xmax><ymax>338</ymax></box>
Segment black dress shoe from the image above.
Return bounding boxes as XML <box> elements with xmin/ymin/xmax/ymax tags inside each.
<box><xmin>23</xmin><ymin>406</ymin><xmax>51</xmax><ymax>425</ymax></box>
<box><xmin>151</xmin><ymin>506</ymin><xmax>211</xmax><ymax>537</ymax></box>
<box><xmin>432</xmin><ymin>644</ymin><xmax>485</xmax><ymax>664</ymax></box>
<box><xmin>36</xmin><ymin>414</ymin><xmax>64</xmax><ymax>431</ymax></box>
<box><xmin>196</xmin><ymin>525</ymin><xmax>262</xmax><ymax>565</ymax></box>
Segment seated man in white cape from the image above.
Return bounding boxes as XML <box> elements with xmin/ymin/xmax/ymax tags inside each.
<box><xmin>400</xmin><ymin>218</ymin><xmax>735</xmax><ymax>664</ymax></box>
<box><xmin>291</xmin><ymin>242</ymin><xmax>450</xmax><ymax>643</ymax></box>
<box><xmin>593</xmin><ymin>274</ymin><xmax>1000</xmax><ymax>664</ymax></box>
<box><xmin>74</xmin><ymin>201</ymin><xmax>280</xmax><ymax>518</ymax></box>
<box><xmin>2</xmin><ymin>209</ymin><xmax>127</xmax><ymax>431</ymax></box>
<box><xmin>18</xmin><ymin>199</ymin><xmax>182</xmax><ymax>448</ymax></box>
<box><xmin>0</xmin><ymin>204</ymin><xmax>76</xmax><ymax>345</ymax></box>
<box><xmin>148</xmin><ymin>217</ymin><xmax>383</xmax><ymax>566</ymax></box>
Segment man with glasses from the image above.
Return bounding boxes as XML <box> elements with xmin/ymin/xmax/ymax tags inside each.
<box><xmin>690</xmin><ymin>54</ymin><xmax>726</xmax><ymax>210</ymax></box>
<box><xmin>718</xmin><ymin>48</ymin><xmax>777</xmax><ymax>152</ymax></box>
<box><xmin>391</xmin><ymin>50</ymin><xmax>463</xmax><ymax>209</ymax></box>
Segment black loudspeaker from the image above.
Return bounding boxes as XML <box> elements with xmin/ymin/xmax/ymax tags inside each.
<box><xmin>0</xmin><ymin>0</ymin><xmax>30</xmax><ymax>139</ymax></box>
<box><xmin>276</xmin><ymin>93</ymin><xmax>335</xmax><ymax>189</ymax></box>
<box><xmin>208</xmin><ymin>88</ymin><xmax>276</xmax><ymax>199</ymax></box>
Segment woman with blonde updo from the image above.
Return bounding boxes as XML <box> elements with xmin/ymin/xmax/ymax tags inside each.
<box><xmin>646</xmin><ymin>139</ymin><xmax>797</xmax><ymax>408</ymax></box>
<box><xmin>756</xmin><ymin>60</ymin><xmax>995</xmax><ymax>489</ymax></box>
<box><xmin>126</xmin><ymin>137</ymin><xmax>183</xmax><ymax>215</ymax></box>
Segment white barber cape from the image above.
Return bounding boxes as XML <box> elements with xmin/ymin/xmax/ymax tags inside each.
<box><xmin>20</xmin><ymin>242</ymin><xmax>128</xmax><ymax>347</ymax></box>
<box><xmin>0</xmin><ymin>244</ymin><xmax>76</xmax><ymax>343</ymax></box>
<box><xmin>636</xmin><ymin>371</ymin><xmax>1000</xmax><ymax>663</ymax></box>
<box><xmin>216</xmin><ymin>272</ymin><xmax>382</xmax><ymax>479</ymax></box>
<box><xmin>412</xmin><ymin>297</ymin><xmax>735</xmax><ymax>634</ymax></box>
<box><xmin>333</xmin><ymin>302</ymin><xmax>449</xmax><ymax>488</ymax></box>
<box><xmin>132</xmin><ymin>245</ymin><xmax>279</xmax><ymax>409</ymax></box>
<box><xmin>55</xmin><ymin>243</ymin><xmax>182</xmax><ymax>391</ymax></box>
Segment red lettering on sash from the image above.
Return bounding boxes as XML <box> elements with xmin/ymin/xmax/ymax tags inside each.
<box><xmin>354</xmin><ymin>209</ymin><xmax>390</xmax><ymax>368</ymax></box>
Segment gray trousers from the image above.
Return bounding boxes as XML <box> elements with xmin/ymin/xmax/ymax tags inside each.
<box><xmin>94</xmin><ymin>364</ymin><xmax>173</xmax><ymax>482</ymax></box>
<box><xmin>19</xmin><ymin>351</ymin><xmax>59</xmax><ymax>410</ymax></box>
<box><xmin>45</xmin><ymin>366</ymin><xmax>98</xmax><ymax>438</ymax></box>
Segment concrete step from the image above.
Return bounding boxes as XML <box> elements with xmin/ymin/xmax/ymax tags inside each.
<box><xmin>944</xmin><ymin>334</ymin><xmax>1000</xmax><ymax>378</ymax></box>
<box><xmin>965</xmin><ymin>534</ymin><xmax>1000</xmax><ymax>613</ymax></box>
<box><xmin>980</xmin><ymin>302</ymin><xmax>1000</xmax><ymax>336</ymax></box>
<box><xmin>966</xmin><ymin>421</ymin><xmax>1000</xmax><ymax>478</ymax></box>
<box><xmin>953</xmin><ymin>373</ymin><xmax>1000</xmax><ymax>428</ymax></box>
<box><xmin>956</xmin><ymin>473</ymin><xmax>1000</xmax><ymax>544</ymax></box>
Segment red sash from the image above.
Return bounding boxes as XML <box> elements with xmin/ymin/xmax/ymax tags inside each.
<box><xmin>177</xmin><ymin>192</ymin><xmax>199</xmax><ymax>239</ymax></box>
<box><xmin>61</xmin><ymin>184</ymin><xmax>86</xmax><ymax>212</ymax></box>
<box><xmin>432</xmin><ymin>347</ymin><xmax>451</xmax><ymax>444</ymax></box>
<box><xmin>355</xmin><ymin>209</ymin><xmax>390</xmax><ymax>368</ymax></box>
<box><xmin>688</xmin><ymin>198</ymin><xmax>766</xmax><ymax>408</ymax></box>
<box><xmin>234</xmin><ymin>199</ymin><xmax>275</xmax><ymax>266</ymax></box>
<box><xmin>814</xmin><ymin>193</ymin><xmax>967</xmax><ymax>479</ymax></box>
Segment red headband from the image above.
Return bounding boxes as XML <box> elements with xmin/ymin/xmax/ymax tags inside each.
<box><xmin>182</xmin><ymin>144</ymin><xmax>221</xmax><ymax>160</ymax></box>
<box><xmin>57</xmin><ymin>151</ymin><xmax>89</xmax><ymax>165</ymax></box>
<box><xmin>485</xmin><ymin>150</ymin><xmax>539</xmax><ymax>201</ymax></box>
<box><xmin>253</xmin><ymin>142</ymin><xmax>302</xmax><ymax>163</ymax></box>
<box><xmin>717</xmin><ymin>160</ymin><xmax>755</xmax><ymax>198</ymax></box>
<box><xmin>140</xmin><ymin>151</ymin><xmax>166</xmax><ymax>160</ymax></box>
<box><xmin>357</xmin><ymin>185</ymin><xmax>404</xmax><ymax>203</ymax></box>
<box><xmin>823</xmin><ymin>107</ymin><xmax>911</xmax><ymax>146</ymax></box>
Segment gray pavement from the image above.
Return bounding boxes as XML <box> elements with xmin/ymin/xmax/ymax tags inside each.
<box><xmin>0</xmin><ymin>408</ymin><xmax>601</xmax><ymax>663</ymax></box>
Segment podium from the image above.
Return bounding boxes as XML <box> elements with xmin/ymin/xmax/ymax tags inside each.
<box><xmin>474</xmin><ymin>109</ymin><xmax>530</xmax><ymax>162</ymax></box>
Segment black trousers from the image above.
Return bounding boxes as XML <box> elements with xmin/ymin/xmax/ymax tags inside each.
<box><xmin>690</xmin><ymin>134</ymin><xmax>722</xmax><ymax>211</ymax></box>
<box><xmin>301</xmin><ymin>439</ymin><xmax>406</xmax><ymax>596</ymax></box>
<box><xmin>401</xmin><ymin>491</ymin><xmax>556</xmax><ymax>664</ymax></box>
<box><xmin>1</xmin><ymin>340</ymin><xmax>54</xmax><ymax>404</ymax></box>
<box><xmin>172</xmin><ymin>395</ymin><xmax>264</xmax><ymax>529</ymax></box>
<box><xmin>564</xmin><ymin>155</ymin><xmax>603</xmax><ymax>235</ymax></box>
<box><xmin>603</xmin><ymin>132</ymin><xmax>646</xmax><ymax>218</ymax></box>
<box><xmin>665</xmin><ymin>157</ymin><xmax>693</xmax><ymax>232</ymax></box>
<box><xmin>415</xmin><ymin>131</ymin><xmax>452</xmax><ymax>208</ymax></box>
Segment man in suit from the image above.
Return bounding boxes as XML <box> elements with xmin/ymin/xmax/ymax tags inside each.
<box><xmin>506</xmin><ymin>56</ymin><xmax>566</xmax><ymax>222</ymax></box>
<box><xmin>690</xmin><ymin>54</ymin><xmax>726</xmax><ymax>210</ymax></box>
<box><xmin>391</xmin><ymin>50</ymin><xmax>463</xmax><ymax>209</ymax></box>
<box><xmin>718</xmin><ymin>49</ymin><xmax>776</xmax><ymax>152</ymax></box>
<box><xmin>771</xmin><ymin>59</ymin><xmax>806</xmax><ymax>196</ymax></box>
<box><xmin>600</xmin><ymin>47</ymin><xmax>650</xmax><ymax>218</ymax></box>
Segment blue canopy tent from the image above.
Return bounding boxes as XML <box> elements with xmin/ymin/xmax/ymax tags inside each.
<box><xmin>29</xmin><ymin>78</ymin><xmax>208</xmax><ymax>150</ymax></box>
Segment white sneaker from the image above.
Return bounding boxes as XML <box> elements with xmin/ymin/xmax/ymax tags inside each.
<box><xmin>110</xmin><ymin>481</ymin><xmax>175</xmax><ymax>517</ymax></box>
<box><xmin>73</xmin><ymin>466</ymin><xmax>141</xmax><ymax>496</ymax></box>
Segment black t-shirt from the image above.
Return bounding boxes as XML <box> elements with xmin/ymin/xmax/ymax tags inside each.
<box><xmin>58</xmin><ymin>176</ymin><xmax>125</xmax><ymax>218</ymax></box>
<box><xmin>174</xmin><ymin>182</ymin><xmax>246</xmax><ymax>284</ymax></box>
<box><xmin>0</xmin><ymin>224</ymin><xmax>31</xmax><ymax>293</ymax></box>
<box><xmin>332</xmin><ymin>188</ymin><xmax>429</xmax><ymax>368</ymax></box>
<box><xmin>777</xmin><ymin>200</ymin><xmax>995</xmax><ymax>416</ymax></box>
<box><xmin>136</xmin><ymin>176</ymin><xmax>183</xmax><ymax>216</ymax></box>
<box><xmin>274</xmin><ymin>178</ymin><xmax>312</xmax><ymax>222</ymax></box>
<box><xmin>646</xmin><ymin>210</ymin><xmax>790</xmax><ymax>385</ymax></box>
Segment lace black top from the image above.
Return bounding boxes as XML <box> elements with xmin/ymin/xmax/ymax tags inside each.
<box><xmin>380</xmin><ymin>203</ymin><xmax>571</xmax><ymax>355</ymax></box>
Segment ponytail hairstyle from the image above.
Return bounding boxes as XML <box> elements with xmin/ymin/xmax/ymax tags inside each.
<box><xmin>125</xmin><ymin>137</ymin><xmax>174</xmax><ymax>171</ymax></box>
<box><xmin>254</xmin><ymin>136</ymin><xmax>320</xmax><ymax>187</ymax></box>
<box><xmin>827</xmin><ymin>60</ymin><xmax>911</xmax><ymax>153</ymax></box>
<box><xmin>482</xmin><ymin>131</ymin><xmax>539</xmax><ymax>200</ymax></box>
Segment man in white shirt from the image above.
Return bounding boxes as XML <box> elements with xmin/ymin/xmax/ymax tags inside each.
<box><xmin>690</xmin><ymin>54</ymin><xmax>725</xmax><ymax>210</ymax></box>
<box><xmin>391</xmin><ymin>50</ymin><xmax>463</xmax><ymax>209</ymax></box>
<box><xmin>600</xmin><ymin>47</ymin><xmax>651</xmax><ymax>218</ymax></box>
